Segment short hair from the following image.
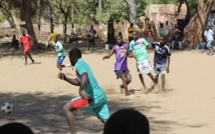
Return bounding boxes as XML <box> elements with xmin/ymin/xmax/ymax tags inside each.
<box><xmin>103</xmin><ymin>109</ymin><xmax>150</xmax><ymax>134</ymax></box>
<box><xmin>0</xmin><ymin>122</ymin><xmax>34</xmax><ymax>134</ymax></box>
<box><xmin>69</xmin><ymin>48</ymin><xmax>82</xmax><ymax>59</ymax></box>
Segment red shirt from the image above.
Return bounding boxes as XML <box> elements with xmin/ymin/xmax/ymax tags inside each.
<box><xmin>19</xmin><ymin>34</ymin><xmax>31</xmax><ymax>52</ymax></box>
<box><xmin>145</xmin><ymin>29</ymin><xmax>153</xmax><ymax>38</ymax></box>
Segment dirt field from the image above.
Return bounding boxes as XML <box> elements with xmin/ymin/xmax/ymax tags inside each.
<box><xmin>0</xmin><ymin>42</ymin><xmax>215</xmax><ymax>134</ymax></box>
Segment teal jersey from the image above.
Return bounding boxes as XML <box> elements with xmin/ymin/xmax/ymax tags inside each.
<box><xmin>54</xmin><ymin>41</ymin><xmax>66</xmax><ymax>57</ymax></box>
<box><xmin>75</xmin><ymin>58</ymin><xmax>107</xmax><ymax>102</ymax></box>
<box><xmin>129</xmin><ymin>38</ymin><xmax>149</xmax><ymax>61</ymax></box>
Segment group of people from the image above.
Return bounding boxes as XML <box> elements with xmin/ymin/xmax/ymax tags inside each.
<box><xmin>57</xmin><ymin>44</ymin><xmax>154</xmax><ymax>134</ymax></box>
<box><xmin>103</xmin><ymin>30</ymin><xmax>171</xmax><ymax>96</ymax></box>
<box><xmin>9</xmin><ymin>26</ymin><xmax>170</xmax><ymax>134</ymax></box>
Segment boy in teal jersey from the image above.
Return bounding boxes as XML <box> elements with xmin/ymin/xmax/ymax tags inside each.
<box><xmin>53</xmin><ymin>36</ymin><xmax>66</xmax><ymax>71</ymax></box>
<box><xmin>129</xmin><ymin>31</ymin><xmax>157</xmax><ymax>93</ymax></box>
<box><xmin>58</xmin><ymin>48</ymin><xmax>110</xmax><ymax>134</ymax></box>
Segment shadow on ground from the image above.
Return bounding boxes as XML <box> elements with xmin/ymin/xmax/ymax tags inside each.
<box><xmin>0</xmin><ymin>92</ymin><xmax>181</xmax><ymax>134</ymax></box>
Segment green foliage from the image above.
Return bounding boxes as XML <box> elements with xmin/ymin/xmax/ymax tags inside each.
<box><xmin>0</xmin><ymin>12</ymin><xmax>6</xmax><ymax>22</ymax></box>
<box><xmin>0</xmin><ymin>0</ymin><xmax>200</xmax><ymax>26</ymax></box>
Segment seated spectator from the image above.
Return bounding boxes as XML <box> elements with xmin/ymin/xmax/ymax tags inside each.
<box><xmin>197</xmin><ymin>39</ymin><xmax>207</xmax><ymax>49</ymax></box>
<box><xmin>171</xmin><ymin>32</ymin><xmax>182</xmax><ymax>50</ymax></box>
<box><xmin>9</xmin><ymin>35</ymin><xmax>19</xmax><ymax>50</ymax></box>
<box><xmin>103</xmin><ymin>109</ymin><xmax>150</xmax><ymax>134</ymax></box>
<box><xmin>0</xmin><ymin>122</ymin><xmax>34</xmax><ymax>134</ymax></box>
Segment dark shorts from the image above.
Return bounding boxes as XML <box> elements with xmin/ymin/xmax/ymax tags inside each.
<box><xmin>114</xmin><ymin>69</ymin><xmax>130</xmax><ymax>79</ymax></box>
<box><xmin>154</xmin><ymin>63</ymin><xmax>167</xmax><ymax>74</ymax></box>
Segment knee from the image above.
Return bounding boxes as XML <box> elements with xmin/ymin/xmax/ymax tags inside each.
<box><xmin>161</xmin><ymin>74</ymin><xmax>165</xmax><ymax>79</ymax></box>
<box><xmin>63</xmin><ymin>102</ymin><xmax>72</xmax><ymax>111</ymax></box>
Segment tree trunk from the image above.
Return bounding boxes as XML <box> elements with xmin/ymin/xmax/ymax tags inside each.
<box><xmin>63</xmin><ymin>15</ymin><xmax>68</xmax><ymax>43</ymax></box>
<box><xmin>22</xmin><ymin>0</ymin><xmax>39</xmax><ymax>49</ymax></box>
<box><xmin>184</xmin><ymin>0</ymin><xmax>214</xmax><ymax>48</ymax></box>
<box><xmin>125</xmin><ymin>0</ymin><xmax>137</xmax><ymax>24</ymax></box>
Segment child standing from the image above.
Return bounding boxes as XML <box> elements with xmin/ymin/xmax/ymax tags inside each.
<box><xmin>58</xmin><ymin>48</ymin><xmax>110</xmax><ymax>134</ymax></box>
<box><xmin>103</xmin><ymin>35</ymin><xmax>132</xmax><ymax>96</ymax></box>
<box><xmin>151</xmin><ymin>37</ymin><xmax>171</xmax><ymax>93</ymax></box>
<box><xmin>19</xmin><ymin>29</ymin><xmax>35</xmax><ymax>65</ymax></box>
<box><xmin>53</xmin><ymin>36</ymin><xmax>66</xmax><ymax>71</ymax></box>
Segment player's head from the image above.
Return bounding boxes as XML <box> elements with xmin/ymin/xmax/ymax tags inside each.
<box><xmin>21</xmin><ymin>29</ymin><xmax>26</xmax><ymax>35</ymax></box>
<box><xmin>69</xmin><ymin>48</ymin><xmax>82</xmax><ymax>66</ymax></box>
<box><xmin>53</xmin><ymin>35</ymin><xmax>59</xmax><ymax>42</ymax></box>
<box><xmin>159</xmin><ymin>37</ymin><xmax>166</xmax><ymax>46</ymax></box>
<box><xmin>132</xmin><ymin>31</ymin><xmax>139</xmax><ymax>40</ymax></box>
<box><xmin>116</xmin><ymin>35</ymin><xmax>123</xmax><ymax>46</ymax></box>
<box><xmin>0</xmin><ymin>122</ymin><xmax>34</xmax><ymax>134</ymax></box>
<box><xmin>103</xmin><ymin>109</ymin><xmax>150</xmax><ymax>134</ymax></box>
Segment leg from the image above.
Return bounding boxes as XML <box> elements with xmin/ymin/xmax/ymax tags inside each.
<box><xmin>88</xmin><ymin>40</ymin><xmax>92</xmax><ymax>50</ymax></box>
<box><xmin>147</xmin><ymin>72</ymin><xmax>156</xmax><ymax>85</ymax></box>
<box><xmin>160</xmin><ymin>74</ymin><xmax>165</xmax><ymax>93</ymax></box>
<box><xmin>179</xmin><ymin>41</ymin><xmax>182</xmax><ymax>50</ymax></box>
<box><xmin>120</xmin><ymin>75</ymin><xmax>130</xmax><ymax>96</ymax></box>
<box><xmin>26</xmin><ymin>52</ymin><xmax>34</xmax><ymax>63</ymax></box>
<box><xmin>154</xmin><ymin>74</ymin><xmax>159</xmax><ymax>84</ymax></box>
<box><xmin>57</xmin><ymin>63</ymin><xmax>63</xmax><ymax>71</ymax></box>
<box><xmin>24</xmin><ymin>52</ymin><xmax>28</xmax><ymax>65</ymax></box>
<box><xmin>57</xmin><ymin>57</ymin><xmax>65</xmax><ymax>71</ymax></box>
<box><xmin>138</xmin><ymin>74</ymin><xmax>147</xmax><ymax>90</ymax></box>
<box><xmin>171</xmin><ymin>41</ymin><xmax>175</xmax><ymax>49</ymax></box>
<box><xmin>63</xmin><ymin>101</ymin><xmax>77</xmax><ymax>134</ymax></box>
<box><xmin>206</xmin><ymin>40</ymin><xmax>214</xmax><ymax>55</ymax></box>
<box><xmin>125</xmin><ymin>74</ymin><xmax>132</xmax><ymax>85</ymax></box>
<box><xmin>92</xmin><ymin>39</ymin><xmax>95</xmax><ymax>50</ymax></box>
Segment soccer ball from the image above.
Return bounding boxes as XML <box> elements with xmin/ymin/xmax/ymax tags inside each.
<box><xmin>1</xmin><ymin>102</ymin><xmax>14</xmax><ymax>114</ymax></box>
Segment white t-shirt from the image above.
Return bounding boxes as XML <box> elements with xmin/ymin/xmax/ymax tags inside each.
<box><xmin>164</xmin><ymin>25</ymin><xmax>171</xmax><ymax>35</ymax></box>
<box><xmin>204</xmin><ymin>29</ymin><xmax>214</xmax><ymax>41</ymax></box>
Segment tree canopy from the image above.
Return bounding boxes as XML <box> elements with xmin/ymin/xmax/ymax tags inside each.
<box><xmin>0</xmin><ymin>0</ymin><xmax>199</xmax><ymax>46</ymax></box>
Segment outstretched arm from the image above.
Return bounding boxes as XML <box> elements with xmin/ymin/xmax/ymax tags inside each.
<box><xmin>103</xmin><ymin>46</ymin><xmax>115</xmax><ymax>60</ymax></box>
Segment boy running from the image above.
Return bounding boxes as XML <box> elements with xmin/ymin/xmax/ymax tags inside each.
<box><xmin>103</xmin><ymin>35</ymin><xmax>132</xmax><ymax>96</ymax></box>
<box><xmin>19</xmin><ymin>29</ymin><xmax>35</xmax><ymax>65</ymax></box>
<box><xmin>129</xmin><ymin>31</ymin><xmax>157</xmax><ymax>93</ymax></box>
<box><xmin>53</xmin><ymin>36</ymin><xmax>66</xmax><ymax>71</ymax></box>
<box><xmin>151</xmin><ymin>37</ymin><xmax>171</xmax><ymax>93</ymax></box>
<box><xmin>58</xmin><ymin>48</ymin><xmax>110</xmax><ymax>134</ymax></box>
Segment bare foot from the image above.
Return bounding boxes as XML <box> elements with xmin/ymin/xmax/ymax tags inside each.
<box><xmin>153</xmin><ymin>85</ymin><xmax>160</xmax><ymax>94</ymax></box>
<box><xmin>140</xmin><ymin>88</ymin><xmax>148</xmax><ymax>94</ymax></box>
<box><xmin>125</xmin><ymin>92</ymin><xmax>131</xmax><ymax>96</ymax></box>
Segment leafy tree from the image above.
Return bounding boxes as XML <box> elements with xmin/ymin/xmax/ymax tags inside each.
<box><xmin>52</xmin><ymin>0</ymin><xmax>73</xmax><ymax>42</ymax></box>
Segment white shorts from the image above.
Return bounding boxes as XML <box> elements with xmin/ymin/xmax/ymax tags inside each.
<box><xmin>136</xmin><ymin>59</ymin><xmax>153</xmax><ymax>74</ymax></box>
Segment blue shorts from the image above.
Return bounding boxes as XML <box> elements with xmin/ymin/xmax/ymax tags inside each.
<box><xmin>71</xmin><ymin>96</ymin><xmax>110</xmax><ymax>119</ymax></box>
<box><xmin>154</xmin><ymin>63</ymin><xmax>167</xmax><ymax>74</ymax></box>
<box><xmin>57</xmin><ymin>56</ymin><xmax>65</xmax><ymax>64</ymax></box>
<box><xmin>206</xmin><ymin>40</ymin><xmax>213</xmax><ymax>48</ymax></box>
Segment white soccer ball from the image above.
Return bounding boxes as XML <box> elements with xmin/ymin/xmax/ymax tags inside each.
<box><xmin>1</xmin><ymin>102</ymin><xmax>14</xmax><ymax>114</ymax></box>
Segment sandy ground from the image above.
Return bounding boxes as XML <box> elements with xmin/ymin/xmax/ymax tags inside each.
<box><xmin>0</xmin><ymin>43</ymin><xmax>215</xmax><ymax>134</ymax></box>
